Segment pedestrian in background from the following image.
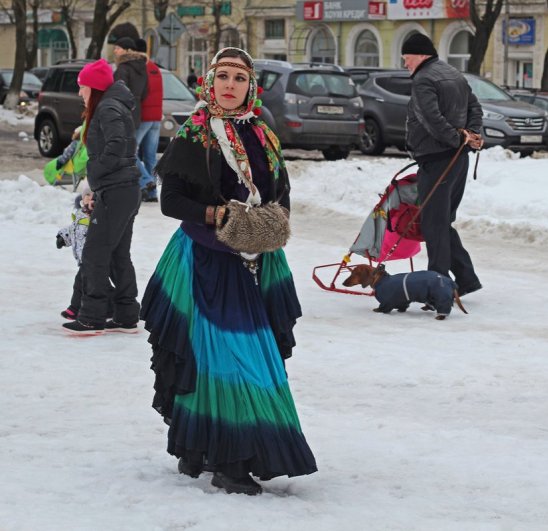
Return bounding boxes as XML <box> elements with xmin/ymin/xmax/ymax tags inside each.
<box><xmin>112</xmin><ymin>37</ymin><xmax>148</xmax><ymax>129</ymax></box>
<box><xmin>402</xmin><ymin>33</ymin><xmax>483</xmax><ymax>297</ymax></box>
<box><xmin>62</xmin><ymin>59</ymin><xmax>141</xmax><ymax>336</ymax></box>
<box><xmin>186</xmin><ymin>67</ymin><xmax>197</xmax><ymax>88</ymax></box>
<box><xmin>134</xmin><ymin>38</ymin><xmax>163</xmax><ymax>203</ymax></box>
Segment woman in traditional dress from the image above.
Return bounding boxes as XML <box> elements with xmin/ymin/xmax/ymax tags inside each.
<box><xmin>140</xmin><ymin>47</ymin><xmax>317</xmax><ymax>495</ymax></box>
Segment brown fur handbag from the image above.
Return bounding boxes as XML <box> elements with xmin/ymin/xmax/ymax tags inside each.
<box><xmin>216</xmin><ymin>200</ymin><xmax>291</xmax><ymax>254</ymax></box>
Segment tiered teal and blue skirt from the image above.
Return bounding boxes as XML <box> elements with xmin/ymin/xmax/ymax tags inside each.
<box><xmin>141</xmin><ymin>228</ymin><xmax>317</xmax><ymax>479</ymax></box>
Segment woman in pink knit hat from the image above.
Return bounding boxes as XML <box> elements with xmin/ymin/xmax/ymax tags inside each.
<box><xmin>62</xmin><ymin>58</ymin><xmax>141</xmax><ymax>336</ymax></box>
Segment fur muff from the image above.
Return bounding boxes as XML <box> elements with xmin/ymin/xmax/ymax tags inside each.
<box><xmin>216</xmin><ymin>200</ymin><xmax>291</xmax><ymax>254</ymax></box>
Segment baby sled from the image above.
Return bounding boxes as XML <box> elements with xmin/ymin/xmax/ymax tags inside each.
<box><xmin>312</xmin><ymin>162</ymin><xmax>423</xmax><ymax>296</ymax></box>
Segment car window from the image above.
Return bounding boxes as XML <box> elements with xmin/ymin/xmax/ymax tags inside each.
<box><xmin>59</xmin><ymin>70</ymin><xmax>80</xmax><ymax>93</ymax></box>
<box><xmin>287</xmin><ymin>72</ymin><xmax>357</xmax><ymax>98</ymax></box>
<box><xmin>376</xmin><ymin>76</ymin><xmax>412</xmax><ymax>96</ymax></box>
<box><xmin>0</xmin><ymin>71</ymin><xmax>42</xmax><ymax>86</ymax></box>
<box><xmin>464</xmin><ymin>75</ymin><xmax>512</xmax><ymax>101</ymax></box>
<box><xmin>42</xmin><ymin>69</ymin><xmax>62</xmax><ymax>91</ymax></box>
<box><xmin>350</xmin><ymin>73</ymin><xmax>372</xmax><ymax>89</ymax></box>
<box><xmin>531</xmin><ymin>97</ymin><xmax>548</xmax><ymax>111</ymax></box>
<box><xmin>257</xmin><ymin>70</ymin><xmax>280</xmax><ymax>91</ymax></box>
<box><xmin>162</xmin><ymin>71</ymin><xmax>195</xmax><ymax>101</ymax></box>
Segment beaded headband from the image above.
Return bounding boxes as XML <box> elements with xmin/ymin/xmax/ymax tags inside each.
<box><xmin>212</xmin><ymin>61</ymin><xmax>253</xmax><ymax>74</ymax></box>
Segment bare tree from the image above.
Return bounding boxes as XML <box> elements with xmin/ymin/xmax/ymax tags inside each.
<box><xmin>60</xmin><ymin>0</ymin><xmax>83</xmax><ymax>59</ymax></box>
<box><xmin>85</xmin><ymin>0</ymin><xmax>131</xmax><ymax>59</ymax></box>
<box><xmin>25</xmin><ymin>0</ymin><xmax>40</xmax><ymax>69</ymax></box>
<box><xmin>4</xmin><ymin>0</ymin><xmax>27</xmax><ymax>110</ymax></box>
<box><xmin>152</xmin><ymin>0</ymin><xmax>169</xmax><ymax>22</ymax></box>
<box><xmin>467</xmin><ymin>0</ymin><xmax>505</xmax><ymax>74</ymax></box>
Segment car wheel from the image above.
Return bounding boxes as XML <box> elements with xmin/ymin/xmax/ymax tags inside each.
<box><xmin>360</xmin><ymin>118</ymin><xmax>385</xmax><ymax>155</ymax></box>
<box><xmin>38</xmin><ymin>118</ymin><xmax>62</xmax><ymax>157</ymax></box>
<box><xmin>321</xmin><ymin>146</ymin><xmax>350</xmax><ymax>161</ymax></box>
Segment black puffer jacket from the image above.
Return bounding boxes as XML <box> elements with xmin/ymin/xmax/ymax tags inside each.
<box><xmin>85</xmin><ymin>81</ymin><xmax>140</xmax><ymax>192</ymax></box>
<box><xmin>114</xmin><ymin>50</ymin><xmax>148</xmax><ymax>127</ymax></box>
<box><xmin>406</xmin><ymin>57</ymin><xmax>483</xmax><ymax>161</ymax></box>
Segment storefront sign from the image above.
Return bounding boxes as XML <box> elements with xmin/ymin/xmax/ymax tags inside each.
<box><xmin>368</xmin><ymin>1</ymin><xmax>386</xmax><ymax>18</ymax></box>
<box><xmin>297</xmin><ymin>1</ymin><xmax>370</xmax><ymax>22</ymax></box>
<box><xmin>387</xmin><ymin>0</ymin><xmax>469</xmax><ymax>20</ymax></box>
<box><xmin>503</xmin><ymin>18</ymin><xmax>535</xmax><ymax>46</ymax></box>
<box><xmin>177</xmin><ymin>6</ymin><xmax>205</xmax><ymax>17</ymax></box>
<box><xmin>303</xmin><ymin>1</ymin><xmax>324</xmax><ymax>20</ymax></box>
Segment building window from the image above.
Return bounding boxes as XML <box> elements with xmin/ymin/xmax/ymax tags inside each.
<box><xmin>220</xmin><ymin>28</ymin><xmax>240</xmax><ymax>48</ymax></box>
<box><xmin>447</xmin><ymin>30</ymin><xmax>472</xmax><ymax>72</ymax></box>
<box><xmin>354</xmin><ymin>30</ymin><xmax>379</xmax><ymax>67</ymax></box>
<box><xmin>310</xmin><ymin>29</ymin><xmax>335</xmax><ymax>63</ymax></box>
<box><xmin>265</xmin><ymin>19</ymin><xmax>285</xmax><ymax>39</ymax></box>
<box><xmin>85</xmin><ymin>22</ymin><xmax>93</xmax><ymax>39</ymax></box>
<box><xmin>188</xmin><ymin>36</ymin><xmax>208</xmax><ymax>76</ymax></box>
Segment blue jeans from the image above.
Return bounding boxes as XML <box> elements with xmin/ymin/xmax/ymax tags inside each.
<box><xmin>136</xmin><ymin>121</ymin><xmax>161</xmax><ymax>198</ymax></box>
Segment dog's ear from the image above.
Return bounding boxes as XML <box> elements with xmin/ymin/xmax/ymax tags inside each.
<box><xmin>360</xmin><ymin>266</ymin><xmax>373</xmax><ymax>288</ymax></box>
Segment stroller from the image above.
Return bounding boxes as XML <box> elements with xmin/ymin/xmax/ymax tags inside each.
<box><xmin>312</xmin><ymin>162</ymin><xmax>424</xmax><ymax>296</ymax></box>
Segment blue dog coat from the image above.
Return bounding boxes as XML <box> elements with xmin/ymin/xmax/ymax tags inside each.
<box><xmin>374</xmin><ymin>271</ymin><xmax>457</xmax><ymax>317</ymax></box>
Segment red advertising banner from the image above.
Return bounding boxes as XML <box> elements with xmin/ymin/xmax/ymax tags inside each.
<box><xmin>388</xmin><ymin>0</ymin><xmax>469</xmax><ymax>19</ymax></box>
<box><xmin>303</xmin><ymin>1</ymin><xmax>324</xmax><ymax>20</ymax></box>
<box><xmin>369</xmin><ymin>1</ymin><xmax>386</xmax><ymax>18</ymax></box>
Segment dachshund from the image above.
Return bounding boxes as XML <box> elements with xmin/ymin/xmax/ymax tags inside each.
<box><xmin>342</xmin><ymin>264</ymin><xmax>467</xmax><ymax>320</ymax></box>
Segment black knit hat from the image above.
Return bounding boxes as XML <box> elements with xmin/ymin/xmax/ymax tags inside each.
<box><xmin>114</xmin><ymin>36</ymin><xmax>137</xmax><ymax>51</ymax></box>
<box><xmin>401</xmin><ymin>34</ymin><xmax>437</xmax><ymax>56</ymax></box>
<box><xmin>135</xmin><ymin>38</ymin><xmax>147</xmax><ymax>54</ymax></box>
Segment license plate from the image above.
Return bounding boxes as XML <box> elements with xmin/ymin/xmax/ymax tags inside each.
<box><xmin>317</xmin><ymin>105</ymin><xmax>344</xmax><ymax>115</ymax></box>
<box><xmin>520</xmin><ymin>135</ymin><xmax>542</xmax><ymax>143</ymax></box>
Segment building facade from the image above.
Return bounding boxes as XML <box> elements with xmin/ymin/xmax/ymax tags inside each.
<box><xmin>0</xmin><ymin>0</ymin><xmax>547</xmax><ymax>89</ymax></box>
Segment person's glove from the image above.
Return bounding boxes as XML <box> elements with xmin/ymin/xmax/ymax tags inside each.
<box><xmin>55</xmin><ymin>159</ymin><xmax>63</xmax><ymax>171</ymax></box>
<box><xmin>56</xmin><ymin>234</ymin><xmax>66</xmax><ymax>249</ymax></box>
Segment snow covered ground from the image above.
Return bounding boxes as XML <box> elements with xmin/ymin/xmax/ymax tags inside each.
<box><xmin>1</xmin><ymin>108</ymin><xmax>548</xmax><ymax>530</ymax></box>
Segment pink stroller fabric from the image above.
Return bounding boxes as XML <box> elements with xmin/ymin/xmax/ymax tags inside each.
<box><xmin>349</xmin><ymin>173</ymin><xmax>422</xmax><ymax>262</ymax></box>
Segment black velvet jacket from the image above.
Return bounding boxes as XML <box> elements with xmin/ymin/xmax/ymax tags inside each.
<box><xmin>155</xmin><ymin>120</ymin><xmax>290</xmax><ymax>225</ymax></box>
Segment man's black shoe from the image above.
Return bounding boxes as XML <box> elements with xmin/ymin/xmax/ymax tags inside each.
<box><xmin>105</xmin><ymin>320</ymin><xmax>139</xmax><ymax>334</ymax></box>
<box><xmin>177</xmin><ymin>458</ymin><xmax>202</xmax><ymax>478</ymax></box>
<box><xmin>457</xmin><ymin>282</ymin><xmax>483</xmax><ymax>297</ymax></box>
<box><xmin>63</xmin><ymin>320</ymin><xmax>105</xmax><ymax>336</ymax></box>
<box><xmin>211</xmin><ymin>472</ymin><xmax>262</xmax><ymax>495</ymax></box>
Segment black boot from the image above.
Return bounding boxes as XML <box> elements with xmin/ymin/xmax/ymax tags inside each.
<box><xmin>177</xmin><ymin>458</ymin><xmax>202</xmax><ymax>479</ymax></box>
<box><xmin>211</xmin><ymin>472</ymin><xmax>262</xmax><ymax>495</ymax></box>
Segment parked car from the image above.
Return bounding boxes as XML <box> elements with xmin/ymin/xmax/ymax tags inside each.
<box><xmin>34</xmin><ymin>60</ymin><xmax>196</xmax><ymax>157</ymax></box>
<box><xmin>0</xmin><ymin>69</ymin><xmax>43</xmax><ymax>104</ymax></box>
<box><xmin>254</xmin><ymin>60</ymin><xmax>364</xmax><ymax>160</ymax></box>
<box><xmin>157</xmin><ymin>69</ymin><xmax>196</xmax><ymax>151</ymax></box>
<box><xmin>508</xmin><ymin>89</ymin><xmax>548</xmax><ymax>112</ymax></box>
<box><xmin>347</xmin><ymin>68</ymin><xmax>548</xmax><ymax>155</ymax></box>
<box><xmin>346</xmin><ymin>67</ymin><xmax>410</xmax><ymax>155</ymax></box>
<box><xmin>30</xmin><ymin>67</ymin><xmax>50</xmax><ymax>83</ymax></box>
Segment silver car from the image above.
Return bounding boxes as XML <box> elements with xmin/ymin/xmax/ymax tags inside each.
<box><xmin>255</xmin><ymin>60</ymin><xmax>364</xmax><ymax>160</ymax></box>
<box><xmin>348</xmin><ymin>68</ymin><xmax>548</xmax><ymax>155</ymax></box>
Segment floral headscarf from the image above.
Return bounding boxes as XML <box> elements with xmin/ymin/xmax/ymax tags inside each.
<box><xmin>198</xmin><ymin>47</ymin><xmax>259</xmax><ymax>121</ymax></box>
<box><xmin>177</xmin><ymin>47</ymin><xmax>283</xmax><ymax>205</ymax></box>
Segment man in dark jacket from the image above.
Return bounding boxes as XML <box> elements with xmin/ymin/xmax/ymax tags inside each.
<box><xmin>403</xmin><ymin>33</ymin><xmax>483</xmax><ymax>297</ymax></box>
<box><xmin>113</xmin><ymin>36</ymin><xmax>148</xmax><ymax>128</ymax></box>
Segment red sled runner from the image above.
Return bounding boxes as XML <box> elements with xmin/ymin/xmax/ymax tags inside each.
<box><xmin>312</xmin><ymin>162</ymin><xmax>423</xmax><ymax>296</ymax></box>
